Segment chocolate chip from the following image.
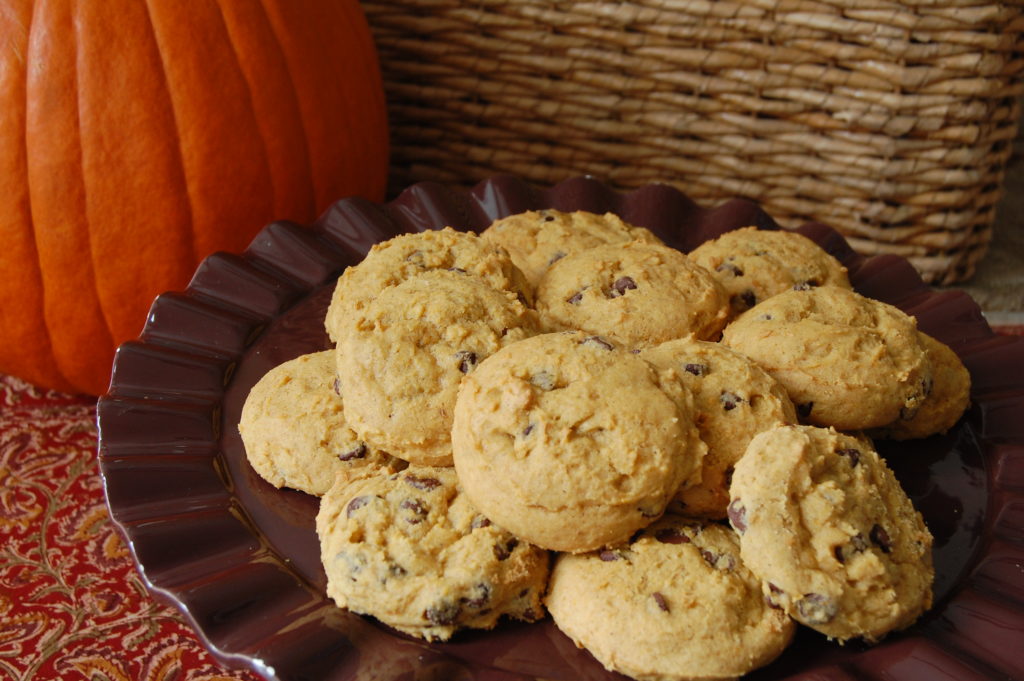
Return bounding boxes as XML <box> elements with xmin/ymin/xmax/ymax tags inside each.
<box><xmin>609</xmin><ymin>276</ymin><xmax>638</xmax><ymax>297</ymax></box>
<box><xmin>461</xmin><ymin>582</ymin><xmax>492</xmax><ymax>609</ymax></box>
<box><xmin>346</xmin><ymin>495</ymin><xmax>372</xmax><ymax>517</ymax></box>
<box><xmin>792</xmin><ymin>279</ymin><xmax>819</xmax><ymax>291</ymax></box>
<box><xmin>765</xmin><ymin>583</ymin><xmax>784</xmax><ymax>610</ymax></box>
<box><xmin>548</xmin><ymin>251</ymin><xmax>566</xmax><ymax>265</ymax></box>
<box><xmin>796</xmin><ymin>402</ymin><xmax>814</xmax><ymax>419</ymax></box>
<box><xmin>870</xmin><ymin>524</ymin><xmax>892</xmax><ymax>553</ymax></box>
<box><xmin>727</xmin><ymin>499</ymin><xmax>747</xmax><ymax>533</ymax></box>
<box><xmin>338</xmin><ymin>442</ymin><xmax>368</xmax><ymax>462</ymax></box>
<box><xmin>836</xmin><ymin>448</ymin><xmax>860</xmax><ymax>467</ymax></box>
<box><xmin>599</xmin><ymin>550</ymin><xmax>624</xmax><ymax>561</ymax></box>
<box><xmin>494</xmin><ymin>537</ymin><xmax>519</xmax><ymax>561</ymax></box>
<box><xmin>447</xmin><ymin>266</ymin><xmax>467</xmax><ymax>274</ymax></box>
<box><xmin>731</xmin><ymin>290</ymin><xmax>757</xmax><ymax>310</ymax></box>
<box><xmin>655</xmin><ymin>528</ymin><xmax>691</xmax><ymax>544</ymax></box>
<box><xmin>471</xmin><ymin>516</ymin><xmax>492</xmax><ymax>530</ymax></box>
<box><xmin>716</xmin><ymin>262</ymin><xmax>744</xmax><ymax>277</ymax></box>
<box><xmin>719</xmin><ymin>391</ymin><xmax>743</xmax><ymax>411</ymax></box>
<box><xmin>400</xmin><ymin>498</ymin><xmax>429</xmax><ymax>524</ymax></box>
<box><xmin>404</xmin><ymin>474</ymin><xmax>442</xmax><ymax>491</ymax></box>
<box><xmin>455</xmin><ymin>350</ymin><xmax>478</xmax><ymax>374</ymax></box>
<box><xmin>542</xmin><ymin>213</ymin><xmax>556</xmax><ymax>222</ymax></box>
<box><xmin>652</xmin><ymin>592</ymin><xmax>670</xmax><ymax>612</ymax></box>
<box><xmin>332</xmin><ymin>377</ymin><xmax>341</xmax><ymax>395</ymax></box>
<box><xmin>701</xmin><ymin>550</ymin><xmax>736</xmax><ymax>571</ymax></box>
<box><xmin>530</xmin><ymin>370</ymin><xmax>556</xmax><ymax>391</ymax></box>
<box><xmin>566</xmin><ymin>291</ymin><xmax>584</xmax><ymax>305</ymax></box>
<box><xmin>900</xmin><ymin>403</ymin><xmax>920</xmax><ymax>421</ymax></box>
<box><xmin>833</xmin><ymin>545</ymin><xmax>846</xmax><ymax>564</ymax></box>
<box><xmin>521</xmin><ymin>423</ymin><xmax>534</xmax><ymax>437</ymax></box>
<box><xmin>684</xmin><ymin>363</ymin><xmax>708</xmax><ymax>376</ymax></box>
<box><xmin>581</xmin><ymin>335</ymin><xmax>615</xmax><ymax>351</ymax></box>
<box><xmin>424</xmin><ymin>601</ymin><xmax>460</xmax><ymax>626</ymax></box>
<box><xmin>796</xmin><ymin>593</ymin><xmax>838</xmax><ymax>624</ymax></box>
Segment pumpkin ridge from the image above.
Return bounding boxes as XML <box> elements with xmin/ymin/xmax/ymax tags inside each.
<box><xmin>219</xmin><ymin>0</ymin><xmax>316</xmax><ymax>222</ymax></box>
<box><xmin>253</xmin><ymin>0</ymin><xmax>319</xmax><ymax>215</ymax></box>
<box><xmin>26</xmin><ymin>0</ymin><xmax>117</xmax><ymax>394</ymax></box>
<box><xmin>0</xmin><ymin>0</ymin><xmax>76</xmax><ymax>394</ymax></box>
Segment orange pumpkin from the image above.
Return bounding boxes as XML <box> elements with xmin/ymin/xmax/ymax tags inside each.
<box><xmin>0</xmin><ymin>0</ymin><xmax>389</xmax><ymax>395</ymax></box>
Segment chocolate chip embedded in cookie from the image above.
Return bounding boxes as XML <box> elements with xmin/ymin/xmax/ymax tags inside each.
<box><xmin>325</xmin><ymin>227</ymin><xmax>531</xmax><ymax>343</ymax></box>
<box><xmin>729</xmin><ymin>424</ymin><xmax>934</xmax><ymax>642</ymax></box>
<box><xmin>721</xmin><ymin>285</ymin><xmax>932</xmax><ymax>430</ymax></box>
<box><xmin>238</xmin><ymin>351</ymin><xmax>403</xmax><ymax>496</ymax></box>
<box><xmin>641</xmin><ymin>337</ymin><xmax>797</xmax><ymax>518</ymax></box>
<box><xmin>689</xmin><ymin>226</ymin><xmax>851</xmax><ymax>315</ymax></box>
<box><xmin>535</xmin><ymin>241</ymin><xmax>730</xmax><ymax>347</ymax></box>
<box><xmin>452</xmin><ymin>331</ymin><xmax>706</xmax><ymax>553</ymax></box>
<box><xmin>480</xmin><ymin>208</ymin><xmax>663</xmax><ymax>289</ymax></box>
<box><xmin>317</xmin><ymin>466</ymin><xmax>549</xmax><ymax>641</ymax></box>
<box><xmin>546</xmin><ymin>516</ymin><xmax>795</xmax><ymax>680</ymax></box>
<box><xmin>337</xmin><ymin>270</ymin><xmax>539</xmax><ymax>466</ymax></box>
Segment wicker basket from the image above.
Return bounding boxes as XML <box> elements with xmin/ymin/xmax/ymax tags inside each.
<box><xmin>361</xmin><ymin>0</ymin><xmax>1024</xmax><ymax>284</ymax></box>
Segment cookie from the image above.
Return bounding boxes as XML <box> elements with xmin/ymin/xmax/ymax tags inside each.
<box><xmin>872</xmin><ymin>332</ymin><xmax>971</xmax><ymax>440</ymax></box>
<box><xmin>238</xmin><ymin>351</ymin><xmax>403</xmax><ymax>496</ymax></box>
<box><xmin>546</xmin><ymin>516</ymin><xmax>795</xmax><ymax>681</ymax></box>
<box><xmin>535</xmin><ymin>241</ymin><xmax>730</xmax><ymax>347</ymax></box>
<box><xmin>480</xmin><ymin>208</ymin><xmax>663</xmax><ymax>288</ymax></box>
<box><xmin>689</xmin><ymin>226</ymin><xmax>851</xmax><ymax>315</ymax></box>
<box><xmin>728</xmin><ymin>424</ymin><xmax>934</xmax><ymax>642</ymax></box>
<box><xmin>721</xmin><ymin>285</ymin><xmax>932</xmax><ymax>430</ymax></box>
<box><xmin>641</xmin><ymin>338</ymin><xmax>797</xmax><ymax>518</ymax></box>
<box><xmin>337</xmin><ymin>270</ymin><xmax>539</xmax><ymax>467</ymax></box>
<box><xmin>451</xmin><ymin>331</ymin><xmax>706</xmax><ymax>553</ymax></box>
<box><xmin>317</xmin><ymin>465</ymin><xmax>549</xmax><ymax>641</ymax></box>
<box><xmin>325</xmin><ymin>227</ymin><xmax>531</xmax><ymax>343</ymax></box>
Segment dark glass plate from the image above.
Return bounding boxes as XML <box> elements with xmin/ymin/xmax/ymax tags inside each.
<box><xmin>98</xmin><ymin>176</ymin><xmax>1024</xmax><ymax>681</ymax></box>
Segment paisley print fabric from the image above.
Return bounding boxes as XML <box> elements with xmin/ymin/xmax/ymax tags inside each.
<box><xmin>0</xmin><ymin>374</ymin><xmax>257</xmax><ymax>681</ymax></box>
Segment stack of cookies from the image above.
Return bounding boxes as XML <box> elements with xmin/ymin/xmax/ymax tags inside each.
<box><xmin>238</xmin><ymin>210</ymin><xmax>970</xmax><ymax>681</ymax></box>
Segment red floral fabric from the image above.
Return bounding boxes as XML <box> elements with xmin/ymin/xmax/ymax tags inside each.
<box><xmin>0</xmin><ymin>374</ymin><xmax>258</xmax><ymax>681</ymax></box>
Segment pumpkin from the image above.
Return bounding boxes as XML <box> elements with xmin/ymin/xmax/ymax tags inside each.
<box><xmin>0</xmin><ymin>0</ymin><xmax>389</xmax><ymax>395</ymax></box>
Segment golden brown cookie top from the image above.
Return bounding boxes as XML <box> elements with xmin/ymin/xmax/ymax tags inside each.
<box><xmin>546</xmin><ymin>516</ymin><xmax>795</xmax><ymax>681</ymax></box>
<box><xmin>452</xmin><ymin>331</ymin><xmax>705</xmax><ymax>552</ymax></box>
<box><xmin>480</xmin><ymin>208</ymin><xmax>662</xmax><ymax>289</ymax></box>
<box><xmin>535</xmin><ymin>241</ymin><xmax>730</xmax><ymax>347</ymax></box>
<box><xmin>641</xmin><ymin>337</ymin><xmax>797</xmax><ymax>518</ymax></box>
<box><xmin>238</xmin><ymin>351</ymin><xmax>403</xmax><ymax>496</ymax></box>
<box><xmin>728</xmin><ymin>424</ymin><xmax>934</xmax><ymax>642</ymax></box>
<box><xmin>689</xmin><ymin>226</ymin><xmax>851</xmax><ymax>315</ymax></box>
<box><xmin>325</xmin><ymin>227</ymin><xmax>531</xmax><ymax>342</ymax></box>
<box><xmin>316</xmin><ymin>465</ymin><xmax>549</xmax><ymax>641</ymax></box>
<box><xmin>722</xmin><ymin>285</ymin><xmax>932</xmax><ymax>430</ymax></box>
<box><xmin>337</xmin><ymin>270</ymin><xmax>539</xmax><ymax>466</ymax></box>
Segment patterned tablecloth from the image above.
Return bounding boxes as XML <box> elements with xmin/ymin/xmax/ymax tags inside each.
<box><xmin>3</xmin><ymin>322</ymin><xmax>1021</xmax><ymax>680</ymax></box>
<box><xmin>0</xmin><ymin>374</ymin><xmax>259</xmax><ymax>681</ymax></box>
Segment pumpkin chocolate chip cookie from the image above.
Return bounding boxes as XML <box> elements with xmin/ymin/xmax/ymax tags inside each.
<box><xmin>452</xmin><ymin>331</ymin><xmax>706</xmax><ymax>552</ymax></box>
<box><xmin>317</xmin><ymin>465</ymin><xmax>549</xmax><ymax>641</ymax></box>
<box><xmin>238</xmin><ymin>350</ymin><xmax>403</xmax><ymax>496</ymax></box>
<box><xmin>480</xmin><ymin>208</ymin><xmax>663</xmax><ymax>289</ymax></box>
<box><xmin>641</xmin><ymin>337</ymin><xmax>797</xmax><ymax>518</ymax></box>
<box><xmin>721</xmin><ymin>285</ymin><xmax>932</xmax><ymax>431</ymax></box>
<box><xmin>728</xmin><ymin>424</ymin><xmax>934</xmax><ymax>642</ymax></box>
<box><xmin>689</xmin><ymin>226</ymin><xmax>851</xmax><ymax>315</ymax></box>
<box><xmin>546</xmin><ymin>516</ymin><xmax>795</xmax><ymax>680</ymax></box>
<box><xmin>336</xmin><ymin>270</ymin><xmax>539</xmax><ymax>466</ymax></box>
<box><xmin>535</xmin><ymin>241</ymin><xmax>730</xmax><ymax>347</ymax></box>
<box><xmin>325</xmin><ymin>226</ymin><xmax>531</xmax><ymax>342</ymax></box>
<box><xmin>872</xmin><ymin>331</ymin><xmax>971</xmax><ymax>440</ymax></box>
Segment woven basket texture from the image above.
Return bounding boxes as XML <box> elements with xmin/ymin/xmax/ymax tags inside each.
<box><xmin>362</xmin><ymin>0</ymin><xmax>1024</xmax><ymax>284</ymax></box>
